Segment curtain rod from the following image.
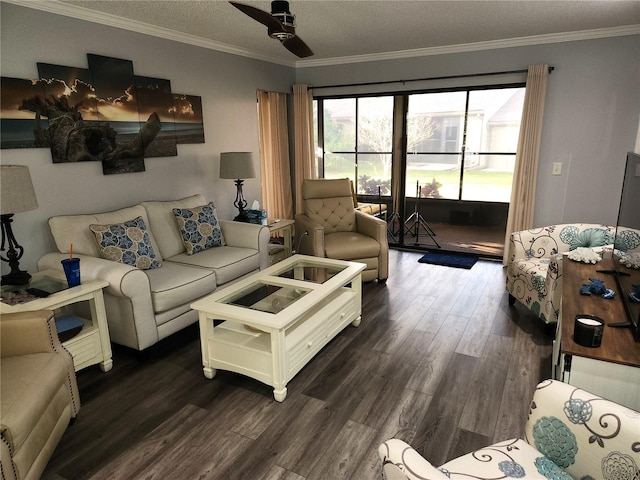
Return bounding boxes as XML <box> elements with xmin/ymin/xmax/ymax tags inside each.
<box><xmin>309</xmin><ymin>66</ymin><xmax>554</xmax><ymax>91</ymax></box>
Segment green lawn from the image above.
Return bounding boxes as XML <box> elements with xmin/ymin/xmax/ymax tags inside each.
<box><xmin>329</xmin><ymin>165</ymin><xmax>514</xmax><ymax>202</ymax></box>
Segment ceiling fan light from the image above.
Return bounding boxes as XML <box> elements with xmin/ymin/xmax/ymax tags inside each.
<box><xmin>269</xmin><ymin>29</ymin><xmax>295</xmax><ymax>41</ymax></box>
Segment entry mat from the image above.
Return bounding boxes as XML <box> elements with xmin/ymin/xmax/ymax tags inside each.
<box><xmin>418</xmin><ymin>251</ymin><xmax>478</xmax><ymax>269</ymax></box>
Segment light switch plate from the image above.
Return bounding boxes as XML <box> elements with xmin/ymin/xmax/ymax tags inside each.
<box><xmin>552</xmin><ymin>162</ymin><xmax>562</xmax><ymax>176</ymax></box>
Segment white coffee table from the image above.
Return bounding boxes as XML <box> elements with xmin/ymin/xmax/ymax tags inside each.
<box><xmin>191</xmin><ymin>255</ymin><xmax>365</xmax><ymax>402</ymax></box>
<box><xmin>1</xmin><ymin>270</ymin><xmax>113</xmax><ymax>373</ymax></box>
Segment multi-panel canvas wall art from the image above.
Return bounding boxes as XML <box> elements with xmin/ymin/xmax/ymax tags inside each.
<box><xmin>1</xmin><ymin>53</ymin><xmax>205</xmax><ymax>175</ymax></box>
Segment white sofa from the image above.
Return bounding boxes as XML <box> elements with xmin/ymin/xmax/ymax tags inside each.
<box><xmin>38</xmin><ymin>194</ymin><xmax>270</xmax><ymax>351</ymax></box>
<box><xmin>379</xmin><ymin>379</ymin><xmax>640</xmax><ymax>480</ymax></box>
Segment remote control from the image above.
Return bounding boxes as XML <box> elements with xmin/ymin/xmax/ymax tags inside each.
<box><xmin>26</xmin><ymin>287</ymin><xmax>51</xmax><ymax>298</ymax></box>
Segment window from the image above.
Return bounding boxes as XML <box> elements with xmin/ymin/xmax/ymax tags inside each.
<box><xmin>315</xmin><ymin>85</ymin><xmax>525</xmax><ymax>203</ymax></box>
<box><xmin>318</xmin><ymin>96</ymin><xmax>393</xmax><ymax>196</ymax></box>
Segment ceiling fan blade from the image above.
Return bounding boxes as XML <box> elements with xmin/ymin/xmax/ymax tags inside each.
<box><xmin>282</xmin><ymin>35</ymin><xmax>314</xmax><ymax>58</ymax></box>
<box><xmin>229</xmin><ymin>1</ymin><xmax>284</xmax><ymax>32</ymax></box>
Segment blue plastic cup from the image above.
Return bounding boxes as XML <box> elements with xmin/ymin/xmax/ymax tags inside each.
<box><xmin>61</xmin><ymin>258</ymin><xmax>81</xmax><ymax>287</ymax></box>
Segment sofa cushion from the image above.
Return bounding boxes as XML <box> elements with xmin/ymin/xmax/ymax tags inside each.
<box><xmin>144</xmin><ymin>261</ymin><xmax>216</xmax><ymax>314</ymax></box>
<box><xmin>90</xmin><ymin>216</ymin><xmax>161</xmax><ymax>270</ymax></box>
<box><xmin>167</xmin><ymin>246</ymin><xmax>259</xmax><ymax>286</ymax></box>
<box><xmin>141</xmin><ymin>195</ymin><xmax>208</xmax><ymax>259</ymax></box>
<box><xmin>172</xmin><ymin>202</ymin><xmax>225</xmax><ymax>254</ymax></box>
<box><xmin>325</xmin><ymin>232</ymin><xmax>380</xmax><ymax>260</ymax></box>
<box><xmin>48</xmin><ymin>204</ymin><xmax>162</xmax><ymax>261</ymax></box>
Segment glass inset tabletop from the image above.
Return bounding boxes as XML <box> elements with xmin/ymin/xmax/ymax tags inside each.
<box><xmin>1</xmin><ymin>273</ymin><xmax>68</xmax><ymax>306</ymax></box>
<box><xmin>225</xmin><ymin>281</ymin><xmax>310</xmax><ymax>313</ymax></box>
<box><xmin>275</xmin><ymin>260</ymin><xmax>348</xmax><ymax>284</ymax></box>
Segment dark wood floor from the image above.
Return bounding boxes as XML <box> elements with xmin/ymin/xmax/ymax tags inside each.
<box><xmin>43</xmin><ymin>249</ymin><xmax>552</xmax><ymax>480</ymax></box>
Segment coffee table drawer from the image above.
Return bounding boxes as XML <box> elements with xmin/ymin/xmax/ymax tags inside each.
<box><xmin>287</xmin><ymin>290</ymin><xmax>359</xmax><ymax>376</ymax></box>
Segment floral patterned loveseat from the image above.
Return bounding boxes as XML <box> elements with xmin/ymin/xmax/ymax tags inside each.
<box><xmin>506</xmin><ymin>223</ymin><xmax>615</xmax><ymax>324</ymax></box>
<box><xmin>379</xmin><ymin>379</ymin><xmax>640</xmax><ymax>480</ymax></box>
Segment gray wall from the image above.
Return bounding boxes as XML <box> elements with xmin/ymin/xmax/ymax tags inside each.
<box><xmin>296</xmin><ymin>35</ymin><xmax>640</xmax><ymax>228</ymax></box>
<box><xmin>2</xmin><ymin>1</ymin><xmax>638</xmax><ymax>276</ymax></box>
<box><xmin>0</xmin><ymin>3</ymin><xmax>294</xmax><ymax>275</ymax></box>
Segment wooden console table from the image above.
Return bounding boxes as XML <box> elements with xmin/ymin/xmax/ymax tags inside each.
<box><xmin>554</xmin><ymin>258</ymin><xmax>640</xmax><ymax>410</ymax></box>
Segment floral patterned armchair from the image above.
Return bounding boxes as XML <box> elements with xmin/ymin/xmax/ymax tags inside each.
<box><xmin>506</xmin><ymin>224</ymin><xmax>615</xmax><ymax>324</ymax></box>
<box><xmin>379</xmin><ymin>379</ymin><xmax>640</xmax><ymax>480</ymax></box>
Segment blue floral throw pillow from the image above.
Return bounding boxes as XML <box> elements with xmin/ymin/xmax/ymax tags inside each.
<box><xmin>172</xmin><ymin>202</ymin><xmax>225</xmax><ymax>255</ymax></box>
<box><xmin>90</xmin><ymin>216</ymin><xmax>161</xmax><ymax>270</ymax></box>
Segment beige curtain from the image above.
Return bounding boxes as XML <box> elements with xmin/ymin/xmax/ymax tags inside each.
<box><xmin>257</xmin><ymin>90</ymin><xmax>294</xmax><ymax>221</ymax></box>
<box><xmin>293</xmin><ymin>84</ymin><xmax>317</xmax><ymax>214</ymax></box>
<box><xmin>503</xmin><ymin>65</ymin><xmax>549</xmax><ymax>264</ymax></box>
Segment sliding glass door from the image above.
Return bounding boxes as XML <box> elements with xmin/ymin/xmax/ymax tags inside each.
<box><xmin>315</xmin><ymin>85</ymin><xmax>525</xmax><ymax>252</ymax></box>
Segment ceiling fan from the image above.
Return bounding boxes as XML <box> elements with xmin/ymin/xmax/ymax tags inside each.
<box><xmin>229</xmin><ymin>1</ymin><xmax>314</xmax><ymax>58</ymax></box>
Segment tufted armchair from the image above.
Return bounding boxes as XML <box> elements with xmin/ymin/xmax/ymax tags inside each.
<box><xmin>379</xmin><ymin>379</ymin><xmax>640</xmax><ymax>480</ymax></box>
<box><xmin>295</xmin><ymin>178</ymin><xmax>388</xmax><ymax>283</ymax></box>
<box><xmin>506</xmin><ymin>223</ymin><xmax>615</xmax><ymax>324</ymax></box>
<box><xmin>1</xmin><ymin>310</ymin><xmax>80</xmax><ymax>480</ymax></box>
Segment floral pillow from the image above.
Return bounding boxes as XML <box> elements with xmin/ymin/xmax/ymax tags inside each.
<box><xmin>90</xmin><ymin>216</ymin><xmax>161</xmax><ymax>270</ymax></box>
<box><xmin>172</xmin><ymin>202</ymin><xmax>225</xmax><ymax>255</ymax></box>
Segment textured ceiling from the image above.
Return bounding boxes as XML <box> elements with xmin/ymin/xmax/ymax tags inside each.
<box><xmin>12</xmin><ymin>0</ymin><xmax>640</xmax><ymax>65</ymax></box>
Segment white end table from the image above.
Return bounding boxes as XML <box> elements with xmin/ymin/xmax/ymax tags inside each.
<box><xmin>267</xmin><ymin>218</ymin><xmax>295</xmax><ymax>265</ymax></box>
<box><xmin>1</xmin><ymin>270</ymin><xmax>113</xmax><ymax>372</ymax></box>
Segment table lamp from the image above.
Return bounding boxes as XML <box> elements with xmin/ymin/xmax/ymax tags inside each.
<box><xmin>219</xmin><ymin>152</ymin><xmax>256</xmax><ymax>222</ymax></box>
<box><xmin>1</xmin><ymin>165</ymin><xmax>39</xmax><ymax>285</ymax></box>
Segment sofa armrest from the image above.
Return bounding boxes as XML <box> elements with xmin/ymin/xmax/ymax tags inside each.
<box><xmin>0</xmin><ymin>310</ymin><xmax>80</xmax><ymax>422</ymax></box>
<box><xmin>355</xmin><ymin>210</ymin><xmax>386</xmax><ymax>239</ymax></box>
<box><xmin>1</xmin><ymin>310</ymin><xmax>62</xmax><ymax>358</ymax></box>
<box><xmin>294</xmin><ymin>214</ymin><xmax>325</xmax><ymax>257</ymax></box>
<box><xmin>219</xmin><ymin>220</ymin><xmax>270</xmax><ymax>269</ymax></box>
<box><xmin>219</xmin><ymin>220</ymin><xmax>268</xmax><ymax>249</ymax></box>
<box><xmin>525</xmin><ymin>379</ymin><xmax>640</xmax><ymax>479</ymax></box>
<box><xmin>38</xmin><ymin>252</ymin><xmax>152</xmax><ymax>299</ymax></box>
<box><xmin>355</xmin><ymin>211</ymin><xmax>389</xmax><ymax>279</ymax></box>
<box><xmin>378</xmin><ymin>439</ymin><xmax>449</xmax><ymax>480</ymax></box>
<box><xmin>38</xmin><ymin>252</ymin><xmax>157</xmax><ymax>349</ymax></box>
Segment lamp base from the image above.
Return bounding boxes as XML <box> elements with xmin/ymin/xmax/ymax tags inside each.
<box><xmin>1</xmin><ymin>213</ymin><xmax>32</xmax><ymax>286</ymax></box>
<box><xmin>1</xmin><ymin>268</ymin><xmax>31</xmax><ymax>286</ymax></box>
<box><xmin>234</xmin><ymin>211</ymin><xmax>250</xmax><ymax>223</ymax></box>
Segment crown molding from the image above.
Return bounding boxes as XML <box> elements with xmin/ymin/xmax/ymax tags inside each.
<box><xmin>2</xmin><ymin>0</ymin><xmax>298</xmax><ymax>67</ymax></box>
<box><xmin>296</xmin><ymin>24</ymin><xmax>640</xmax><ymax>68</ymax></box>
<box><xmin>4</xmin><ymin>0</ymin><xmax>639</xmax><ymax>69</ymax></box>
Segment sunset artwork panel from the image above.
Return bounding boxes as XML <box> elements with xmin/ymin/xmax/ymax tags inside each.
<box><xmin>87</xmin><ymin>54</ymin><xmax>145</xmax><ymax>174</ymax></box>
<box><xmin>135</xmin><ymin>75</ymin><xmax>177</xmax><ymax>157</ymax></box>
<box><xmin>36</xmin><ymin>63</ymin><xmax>100</xmax><ymax>162</ymax></box>
<box><xmin>172</xmin><ymin>93</ymin><xmax>205</xmax><ymax>144</ymax></box>
<box><xmin>1</xmin><ymin>52</ymin><xmax>205</xmax><ymax>174</ymax></box>
<box><xmin>0</xmin><ymin>77</ymin><xmax>50</xmax><ymax>149</ymax></box>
